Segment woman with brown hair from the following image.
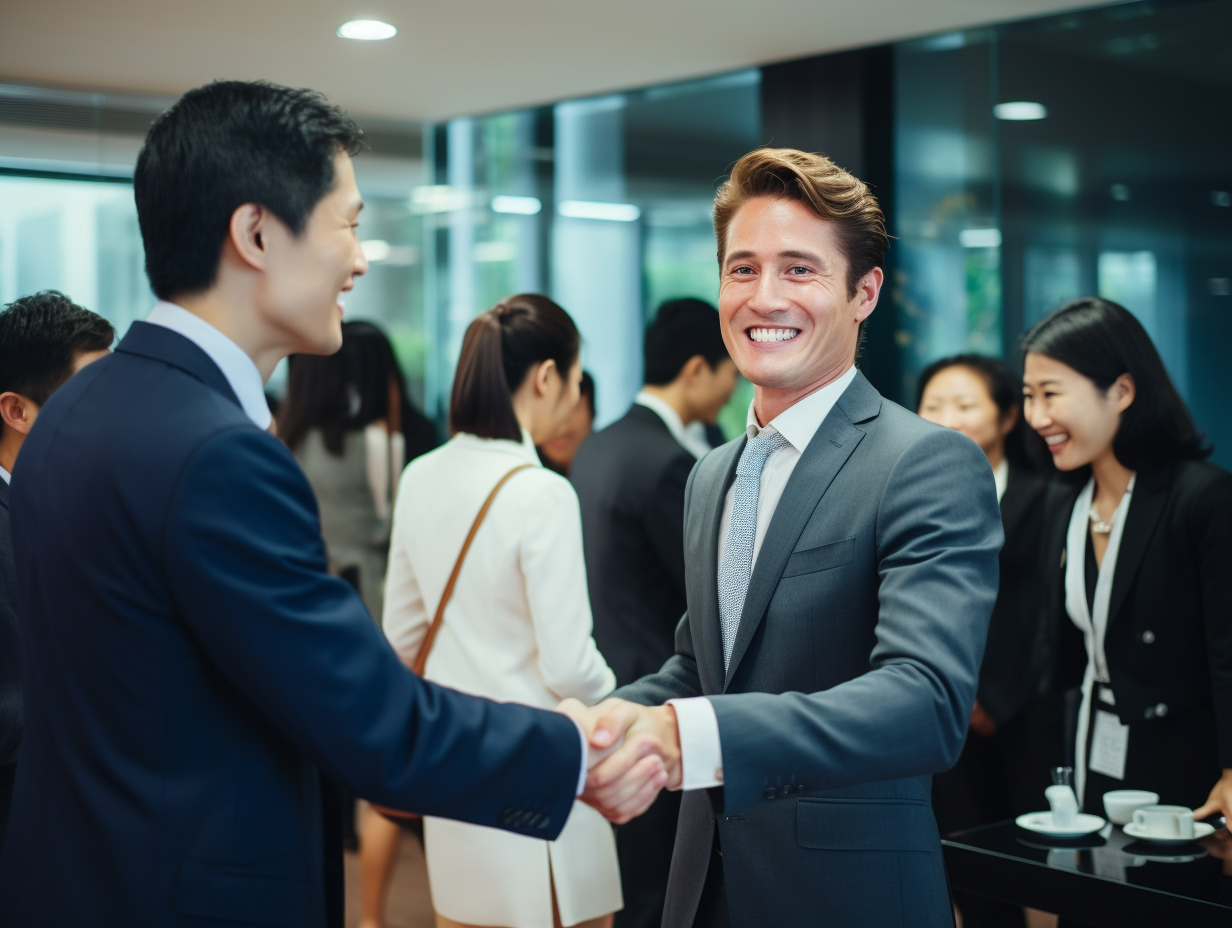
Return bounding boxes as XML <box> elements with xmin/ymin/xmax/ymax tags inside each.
<box><xmin>371</xmin><ymin>294</ymin><xmax>620</xmax><ymax>928</ymax></box>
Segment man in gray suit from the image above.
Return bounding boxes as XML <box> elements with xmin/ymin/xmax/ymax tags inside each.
<box><xmin>575</xmin><ymin>149</ymin><xmax>1003</xmax><ymax>928</ymax></box>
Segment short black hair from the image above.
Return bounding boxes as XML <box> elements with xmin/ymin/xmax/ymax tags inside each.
<box><xmin>643</xmin><ymin>298</ymin><xmax>729</xmax><ymax>386</ymax></box>
<box><xmin>1022</xmin><ymin>297</ymin><xmax>1210</xmax><ymax>470</ymax></box>
<box><xmin>0</xmin><ymin>290</ymin><xmax>114</xmax><ymax>431</ymax></box>
<box><xmin>134</xmin><ymin>80</ymin><xmax>364</xmax><ymax>301</ymax></box>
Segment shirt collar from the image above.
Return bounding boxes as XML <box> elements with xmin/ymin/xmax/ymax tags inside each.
<box><xmin>0</xmin><ymin>465</ymin><xmax>9</xmax><ymax>485</ymax></box>
<box><xmin>452</xmin><ymin>428</ymin><xmax>543</xmax><ymax>467</ymax></box>
<box><xmin>144</xmin><ymin>302</ymin><xmax>272</xmax><ymax>430</ymax></box>
<box><xmin>745</xmin><ymin>365</ymin><xmax>858</xmax><ymax>453</ymax></box>
<box><xmin>993</xmin><ymin>457</ymin><xmax>1009</xmax><ymax>503</ymax></box>
<box><xmin>635</xmin><ymin>390</ymin><xmax>694</xmax><ymax>451</ymax></box>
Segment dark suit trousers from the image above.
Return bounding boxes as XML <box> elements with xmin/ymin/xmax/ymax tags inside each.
<box><xmin>616</xmin><ymin>789</ymin><xmax>681</xmax><ymax>928</ymax></box>
<box><xmin>0</xmin><ymin>762</ymin><xmax>14</xmax><ymax>855</ymax></box>
<box><xmin>692</xmin><ymin>848</ymin><xmax>730</xmax><ymax>928</ymax></box>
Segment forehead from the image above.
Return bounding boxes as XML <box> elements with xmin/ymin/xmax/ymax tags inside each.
<box><xmin>925</xmin><ymin>366</ymin><xmax>989</xmax><ymax>397</ymax></box>
<box><xmin>724</xmin><ymin>196</ymin><xmax>844</xmax><ymax>258</ymax></box>
<box><xmin>1023</xmin><ymin>351</ymin><xmax>1079</xmax><ymax>382</ymax></box>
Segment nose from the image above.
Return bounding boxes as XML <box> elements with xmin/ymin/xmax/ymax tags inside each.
<box><xmin>747</xmin><ymin>269</ymin><xmax>791</xmax><ymax>314</ymax></box>
<box><xmin>1023</xmin><ymin>398</ymin><xmax>1049</xmax><ymax>432</ymax></box>
<box><xmin>353</xmin><ymin>244</ymin><xmax>369</xmax><ymax>279</ymax></box>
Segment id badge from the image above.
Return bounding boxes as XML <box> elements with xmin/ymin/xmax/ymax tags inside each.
<box><xmin>1089</xmin><ymin>709</ymin><xmax>1129</xmax><ymax>780</ymax></box>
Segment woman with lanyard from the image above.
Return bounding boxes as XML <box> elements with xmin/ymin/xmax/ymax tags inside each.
<box><xmin>1022</xmin><ymin>297</ymin><xmax>1232</xmax><ymax>831</ymax></box>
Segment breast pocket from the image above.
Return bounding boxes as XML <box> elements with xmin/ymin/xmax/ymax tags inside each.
<box><xmin>781</xmin><ymin>537</ymin><xmax>855</xmax><ymax>579</ymax></box>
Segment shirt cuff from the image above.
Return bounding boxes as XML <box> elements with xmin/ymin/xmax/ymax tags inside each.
<box><xmin>667</xmin><ymin>696</ymin><xmax>724</xmax><ymax>790</ymax></box>
<box><xmin>571</xmin><ymin>719</ymin><xmax>589</xmax><ymax>796</ymax></box>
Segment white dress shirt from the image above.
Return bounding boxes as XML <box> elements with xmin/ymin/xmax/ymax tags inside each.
<box><xmin>993</xmin><ymin>457</ymin><xmax>1009</xmax><ymax>504</ymax></box>
<box><xmin>0</xmin><ymin>466</ymin><xmax>9</xmax><ymax>485</ymax></box>
<box><xmin>145</xmin><ymin>302</ymin><xmax>272</xmax><ymax>430</ymax></box>
<box><xmin>669</xmin><ymin>365</ymin><xmax>859</xmax><ymax>790</ymax></box>
<box><xmin>635</xmin><ymin>390</ymin><xmax>712</xmax><ymax>459</ymax></box>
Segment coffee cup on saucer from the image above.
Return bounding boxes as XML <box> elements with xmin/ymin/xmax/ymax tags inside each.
<box><xmin>1103</xmin><ymin>789</ymin><xmax>1160</xmax><ymax>826</ymax></box>
<box><xmin>1130</xmin><ymin>805</ymin><xmax>1194</xmax><ymax>839</ymax></box>
<box><xmin>1045</xmin><ymin>784</ymin><xmax>1079</xmax><ymax>829</ymax></box>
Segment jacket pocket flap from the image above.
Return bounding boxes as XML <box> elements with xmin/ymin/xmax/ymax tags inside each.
<box><xmin>174</xmin><ymin>859</ymin><xmax>308</xmax><ymax>927</ymax></box>
<box><xmin>782</xmin><ymin>537</ymin><xmax>856</xmax><ymax>578</ymax></box>
<box><xmin>797</xmin><ymin>798</ymin><xmax>936</xmax><ymax>852</ymax></box>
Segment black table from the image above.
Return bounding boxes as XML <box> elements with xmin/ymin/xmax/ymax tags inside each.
<box><xmin>942</xmin><ymin>820</ymin><xmax>1232</xmax><ymax>927</ymax></box>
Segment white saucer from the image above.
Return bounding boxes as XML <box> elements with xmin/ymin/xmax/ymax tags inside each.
<box><xmin>1123</xmin><ymin>821</ymin><xmax>1215</xmax><ymax>844</ymax></box>
<box><xmin>1016</xmin><ymin>811</ymin><xmax>1106</xmax><ymax>837</ymax></box>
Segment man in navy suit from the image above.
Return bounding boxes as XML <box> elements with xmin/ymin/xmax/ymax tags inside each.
<box><xmin>0</xmin><ymin>291</ymin><xmax>113</xmax><ymax>851</ymax></box>
<box><xmin>0</xmin><ymin>81</ymin><xmax>615</xmax><ymax>927</ymax></box>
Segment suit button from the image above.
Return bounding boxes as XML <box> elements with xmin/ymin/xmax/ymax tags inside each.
<box><xmin>1155</xmin><ymin>702</ymin><xmax>1168</xmax><ymax>717</ymax></box>
<box><xmin>795</xmin><ymin>784</ymin><xmax>805</xmax><ymax>794</ymax></box>
<box><xmin>778</xmin><ymin>786</ymin><xmax>791</xmax><ymax>798</ymax></box>
<box><xmin>763</xmin><ymin>788</ymin><xmax>777</xmax><ymax>801</ymax></box>
<box><xmin>1141</xmin><ymin>630</ymin><xmax>1156</xmax><ymax>644</ymax></box>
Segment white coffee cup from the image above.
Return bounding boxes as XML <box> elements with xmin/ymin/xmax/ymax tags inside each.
<box><xmin>1131</xmin><ymin>804</ymin><xmax>1194</xmax><ymax>839</ymax></box>
<box><xmin>1103</xmin><ymin>789</ymin><xmax>1160</xmax><ymax>826</ymax></box>
<box><xmin>1045</xmin><ymin>784</ymin><xmax>1080</xmax><ymax>829</ymax></box>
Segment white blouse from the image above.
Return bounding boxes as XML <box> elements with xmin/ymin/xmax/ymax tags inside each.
<box><xmin>382</xmin><ymin>428</ymin><xmax>619</xmax><ymax>928</ymax></box>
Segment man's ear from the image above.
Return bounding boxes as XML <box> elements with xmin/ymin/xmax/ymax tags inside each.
<box><xmin>0</xmin><ymin>392</ymin><xmax>38</xmax><ymax>436</ymax></box>
<box><xmin>854</xmin><ymin>267</ymin><xmax>884</xmax><ymax>324</ymax></box>
<box><xmin>228</xmin><ymin>203</ymin><xmax>269</xmax><ymax>272</ymax></box>
<box><xmin>679</xmin><ymin>355</ymin><xmax>707</xmax><ymax>385</ymax></box>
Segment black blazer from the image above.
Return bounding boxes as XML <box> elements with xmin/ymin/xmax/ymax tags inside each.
<box><xmin>572</xmin><ymin>404</ymin><xmax>696</xmax><ymax>688</ymax></box>
<box><xmin>1042</xmin><ymin>459</ymin><xmax>1232</xmax><ymax>766</ymax></box>
<box><xmin>978</xmin><ymin>463</ymin><xmax>1050</xmax><ymax>726</ymax></box>
<box><xmin>0</xmin><ymin>323</ymin><xmax>582</xmax><ymax>928</ymax></box>
<box><xmin>0</xmin><ymin>479</ymin><xmax>19</xmax><ymax>768</ymax></box>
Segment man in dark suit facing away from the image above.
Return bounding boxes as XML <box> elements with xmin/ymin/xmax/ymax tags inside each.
<box><xmin>0</xmin><ymin>81</ymin><xmax>619</xmax><ymax>928</ymax></box>
<box><xmin>576</xmin><ymin>149</ymin><xmax>1003</xmax><ymax>928</ymax></box>
<box><xmin>0</xmin><ymin>292</ymin><xmax>113</xmax><ymax>850</ymax></box>
<box><xmin>573</xmin><ymin>299</ymin><xmax>737</xmax><ymax>928</ymax></box>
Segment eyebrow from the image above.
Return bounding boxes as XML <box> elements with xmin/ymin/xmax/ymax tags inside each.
<box><xmin>725</xmin><ymin>249</ymin><xmax>827</xmax><ymax>266</ymax></box>
<box><xmin>1024</xmin><ymin>379</ymin><xmax>1061</xmax><ymax>388</ymax></box>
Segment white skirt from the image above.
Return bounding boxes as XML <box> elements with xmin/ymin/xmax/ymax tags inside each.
<box><xmin>424</xmin><ymin>799</ymin><xmax>622</xmax><ymax>928</ymax></box>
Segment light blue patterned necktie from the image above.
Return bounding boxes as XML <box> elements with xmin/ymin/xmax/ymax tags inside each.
<box><xmin>718</xmin><ymin>427</ymin><xmax>789</xmax><ymax>672</ymax></box>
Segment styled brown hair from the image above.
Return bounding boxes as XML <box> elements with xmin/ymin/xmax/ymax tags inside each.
<box><xmin>713</xmin><ymin>148</ymin><xmax>887</xmax><ymax>298</ymax></box>
<box><xmin>449</xmin><ymin>293</ymin><xmax>580</xmax><ymax>442</ymax></box>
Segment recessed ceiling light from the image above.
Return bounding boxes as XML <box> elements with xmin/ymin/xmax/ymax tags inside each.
<box><xmin>491</xmin><ymin>195</ymin><xmax>542</xmax><ymax>215</ymax></box>
<box><xmin>337</xmin><ymin>19</ymin><xmax>397</xmax><ymax>40</ymax></box>
<box><xmin>993</xmin><ymin>101</ymin><xmax>1047</xmax><ymax>121</ymax></box>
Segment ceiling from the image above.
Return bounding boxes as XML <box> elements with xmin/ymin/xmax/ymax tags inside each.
<box><xmin>0</xmin><ymin>0</ymin><xmax>1124</xmax><ymax>124</ymax></box>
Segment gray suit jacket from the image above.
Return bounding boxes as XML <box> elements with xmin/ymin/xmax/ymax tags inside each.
<box><xmin>617</xmin><ymin>372</ymin><xmax>1002</xmax><ymax>928</ymax></box>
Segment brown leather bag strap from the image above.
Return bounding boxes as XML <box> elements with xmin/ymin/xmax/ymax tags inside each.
<box><xmin>409</xmin><ymin>463</ymin><xmax>535</xmax><ymax>676</ymax></box>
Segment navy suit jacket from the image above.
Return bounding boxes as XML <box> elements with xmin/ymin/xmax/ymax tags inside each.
<box><xmin>0</xmin><ymin>479</ymin><xmax>19</xmax><ymax>770</ymax></box>
<box><xmin>618</xmin><ymin>372</ymin><xmax>1002</xmax><ymax>928</ymax></box>
<box><xmin>0</xmin><ymin>323</ymin><xmax>581</xmax><ymax>927</ymax></box>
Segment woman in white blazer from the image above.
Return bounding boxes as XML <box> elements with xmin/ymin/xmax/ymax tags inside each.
<box><xmin>380</xmin><ymin>294</ymin><xmax>620</xmax><ymax>928</ymax></box>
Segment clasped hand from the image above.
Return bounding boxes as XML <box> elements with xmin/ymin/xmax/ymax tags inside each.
<box><xmin>556</xmin><ymin>697</ymin><xmax>682</xmax><ymax>824</ymax></box>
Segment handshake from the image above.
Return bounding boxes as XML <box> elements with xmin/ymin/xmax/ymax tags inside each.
<box><xmin>556</xmin><ymin>698</ymin><xmax>683</xmax><ymax>824</ymax></box>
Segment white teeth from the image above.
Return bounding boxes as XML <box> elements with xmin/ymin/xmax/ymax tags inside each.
<box><xmin>1045</xmin><ymin>434</ymin><xmax>1069</xmax><ymax>445</ymax></box>
<box><xmin>748</xmin><ymin>327</ymin><xmax>800</xmax><ymax>343</ymax></box>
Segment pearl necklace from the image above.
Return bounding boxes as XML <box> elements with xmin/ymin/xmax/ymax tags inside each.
<box><xmin>1089</xmin><ymin>508</ymin><xmax>1114</xmax><ymax>534</ymax></box>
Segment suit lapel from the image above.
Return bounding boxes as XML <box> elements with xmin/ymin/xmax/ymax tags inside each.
<box><xmin>723</xmin><ymin>373</ymin><xmax>879</xmax><ymax>689</ymax></box>
<box><xmin>691</xmin><ymin>439</ymin><xmax>742</xmax><ymax>695</ymax></box>
<box><xmin>999</xmin><ymin>467</ymin><xmax>1032</xmax><ymax>538</ymax></box>
<box><xmin>1108</xmin><ymin>464</ymin><xmax>1171</xmax><ymax>623</ymax></box>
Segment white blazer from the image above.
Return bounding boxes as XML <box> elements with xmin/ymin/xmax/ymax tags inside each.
<box><xmin>383</xmin><ymin>429</ymin><xmax>620</xmax><ymax>928</ymax></box>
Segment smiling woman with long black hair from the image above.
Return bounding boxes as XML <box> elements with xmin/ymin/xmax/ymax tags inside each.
<box><xmin>1023</xmin><ymin>297</ymin><xmax>1232</xmax><ymax>832</ymax></box>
